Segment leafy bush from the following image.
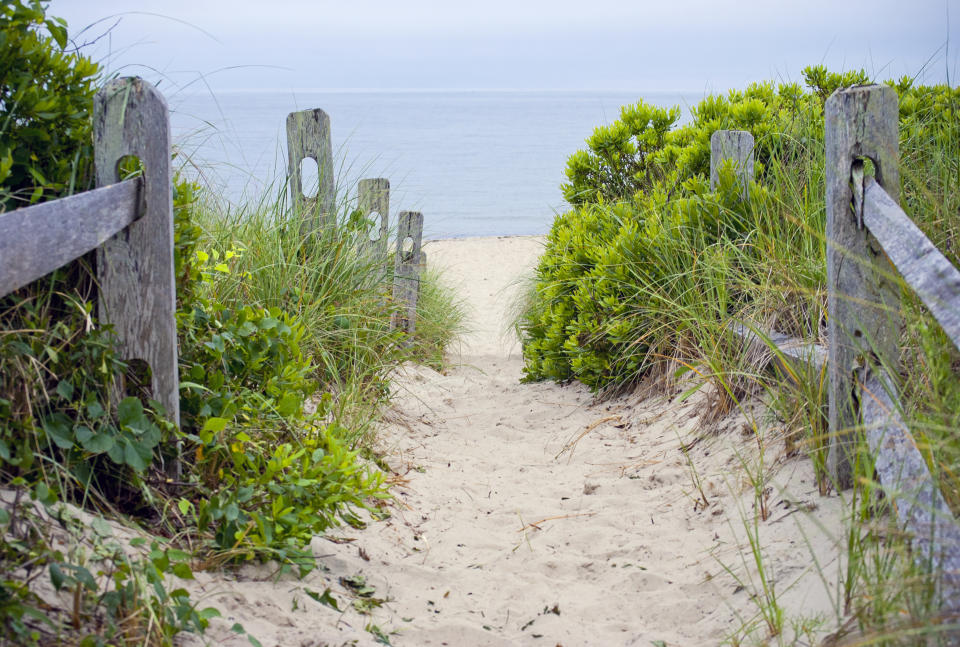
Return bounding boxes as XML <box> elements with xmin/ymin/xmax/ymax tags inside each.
<box><xmin>520</xmin><ymin>70</ymin><xmax>960</xmax><ymax>639</ymax></box>
<box><xmin>522</xmin><ymin>79</ymin><xmax>822</xmax><ymax>389</ymax></box>
<box><xmin>0</xmin><ymin>0</ymin><xmax>100</xmax><ymax>208</ymax></box>
<box><xmin>0</xmin><ymin>2</ymin><xmax>462</xmax><ymax>640</ymax></box>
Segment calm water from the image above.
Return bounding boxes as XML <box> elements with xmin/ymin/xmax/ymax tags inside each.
<box><xmin>168</xmin><ymin>90</ymin><xmax>701</xmax><ymax>239</ymax></box>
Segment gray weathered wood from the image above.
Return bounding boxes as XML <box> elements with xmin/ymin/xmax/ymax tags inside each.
<box><xmin>0</xmin><ymin>180</ymin><xmax>139</xmax><ymax>296</ymax></box>
<box><xmin>710</xmin><ymin>130</ymin><xmax>755</xmax><ymax>199</ymax></box>
<box><xmin>861</xmin><ymin>366</ymin><xmax>960</xmax><ymax>608</ymax></box>
<box><xmin>862</xmin><ymin>176</ymin><xmax>960</xmax><ymax>353</ymax></box>
<box><xmin>392</xmin><ymin>211</ymin><xmax>423</xmax><ymax>339</ymax></box>
<box><xmin>825</xmin><ymin>85</ymin><xmax>901</xmax><ymax>489</ymax></box>
<box><xmin>287</xmin><ymin>109</ymin><xmax>335</xmax><ymax>233</ymax></box>
<box><xmin>729</xmin><ymin>321</ymin><xmax>827</xmax><ymax>383</ymax></box>
<box><xmin>358</xmin><ymin>178</ymin><xmax>389</xmax><ymax>255</ymax></box>
<box><xmin>94</xmin><ymin>78</ymin><xmax>180</xmax><ymax>438</ymax></box>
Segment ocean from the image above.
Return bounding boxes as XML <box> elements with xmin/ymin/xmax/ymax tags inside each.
<box><xmin>168</xmin><ymin>90</ymin><xmax>702</xmax><ymax>239</ymax></box>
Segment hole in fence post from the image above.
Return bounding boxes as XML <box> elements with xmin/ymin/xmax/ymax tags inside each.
<box><xmin>401</xmin><ymin>236</ymin><xmax>414</xmax><ymax>262</ymax></box>
<box><xmin>368</xmin><ymin>211</ymin><xmax>383</xmax><ymax>242</ymax></box>
<box><xmin>299</xmin><ymin>157</ymin><xmax>319</xmax><ymax>198</ymax></box>
<box><xmin>116</xmin><ymin>155</ymin><xmax>144</xmax><ymax>182</ymax></box>
<box><xmin>116</xmin><ymin>155</ymin><xmax>146</xmax><ymax>218</ymax></box>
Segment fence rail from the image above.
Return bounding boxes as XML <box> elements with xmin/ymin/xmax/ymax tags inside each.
<box><xmin>1</xmin><ymin>78</ymin><xmax>180</xmax><ymax>447</ymax></box>
<box><xmin>861</xmin><ymin>175</ymin><xmax>960</xmax><ymax>350</ymax></box>
<box><xmin>0</xmin><ymin>179</ymin><xmax>139</xmax><ymax>295</ymax></box>
<box><xmin>713</xmin><ymin>85</ymin><xmax>960</xmax><ymax>605</ymax></box>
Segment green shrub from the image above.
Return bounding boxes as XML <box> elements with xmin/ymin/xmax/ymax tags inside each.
<box><xmin>522</xmin><ymin>78</ymin><xmax>823</xmax><ymax>389</ymax></box>
<box><xmin>0</xmin><ymin>0</ymin><xmax>100</xmax><ymax>208</ymax></box>
<box><xmin>0</xmin><ymin>3</ymin><xmax>461</xmax><ymax>639</ymax></box>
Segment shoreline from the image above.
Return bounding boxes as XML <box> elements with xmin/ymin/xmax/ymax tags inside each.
<box><xmin>424</xmin><ymin>233</ymin><xmax>546</xmax><ymax>244</ymax></box>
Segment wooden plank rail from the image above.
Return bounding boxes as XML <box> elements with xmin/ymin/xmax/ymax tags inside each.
<box><xmin>862</xmin><ymin>175</ymin><xmax>960</xmax><ymax>352</ymax></box>
<box><xmin>728</xmin><ymin>321</ymin><xmax>827</xmax><ymax>381</ymax></box>
<box><xmin>860</xmin><ymin>366</ymin><xmax>960</xmax><ymax>601</ymax></box>
<box><xmin>715</xmin><ymin>85</ymin><xmax>960</xmax><ymax>608</ymax></box>
<box><xmin>1</xmin><ymin>77</ymin><xmax>181</xmax><ymax>473</ymax></box>
<box><xmin>0</xmin><ymin>179</ymin><xmax>139</xmax><ymax>295</ymax></box>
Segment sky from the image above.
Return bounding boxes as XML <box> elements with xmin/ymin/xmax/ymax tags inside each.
<box><xmin>48</xmin><ymin>0</ymin><xmax>958</xmax><ymax>93</ymax></box>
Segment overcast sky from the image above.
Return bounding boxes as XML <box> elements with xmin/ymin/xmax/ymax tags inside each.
<box><xmin>49</xmin><ymin>0</ymin><xmax>958</xmax><ymax>92</ymax></box>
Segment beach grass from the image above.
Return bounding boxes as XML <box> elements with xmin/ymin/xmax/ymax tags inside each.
<box><xmin>515</xmin><ymin>77</ymin><xmax>960</xmax><ymax>642</ymax></box>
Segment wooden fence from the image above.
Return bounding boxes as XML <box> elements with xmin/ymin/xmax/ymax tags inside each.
<box><xmin>0</xmin><ymin>77</ymin><xmax>181</xmax><ymax>442</ymax></box>
<box><xmin>712</xmin><ymin>84</ymin><xmax>960</xmax><ymax>604</ymax></box>
<box><xmin>285</xmin><ymin>110</ymin><xmax>424</xmax><ymax>338</ymax></box>
<box><xmin>0</xmin><ymin>80</ymin><xmax>425</xmax><ymax>478</ymax></box>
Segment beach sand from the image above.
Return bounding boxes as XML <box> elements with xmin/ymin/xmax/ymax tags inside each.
<box><xmin>183</xmin><ymin>235</ymin><xmax>845</xmax><ymax>646</ymax></box>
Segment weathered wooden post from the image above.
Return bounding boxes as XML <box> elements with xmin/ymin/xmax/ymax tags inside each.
<box><xmin>358</xmin><ymin>178</ymin><xmax>389</xmax><ymax>255</ymax></box>
<box><xmin>287</xmin><ymin>108</ymin><xmax>335</xmax><ymax>233</ymax></box>
<box><xmin>392</xmin><ymin>211</ymin><xmax>423</xmax><ymax>339</ymax></box>
<box><xmin>824</xmin><ymin>85</ymin><xmax>901</xmax><ymax>489</ymax></box>
<box><xmin>93</xmin><ymin>78</ymin><xmax>180</xmax><ymax>456</ymax></box>
<box><xmin>710</xmin><ymin>130</ymin><xmax>754</xmax><ymax>199</ymax></box>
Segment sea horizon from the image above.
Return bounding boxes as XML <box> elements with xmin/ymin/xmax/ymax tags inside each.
<box><xmin>169</xmin><ymin>88</ymin><xmax>705</xmax><ymax>239</ymax></box>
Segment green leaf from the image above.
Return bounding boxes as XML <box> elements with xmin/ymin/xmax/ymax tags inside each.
<box><xmin>199</xmin><ymin>607</ymin><xmax>221</xmax><ymax>620</ymax></box>
<box><xmin>107</xmin><ymin>440</ymin><xmax>125</xmax><ymax>465</ymax></box>
<box><xmin>81</xmin><ymin>431</ymin><xmax>114</xmax><ymax>454</ymax></box>
<box><xmin>258</xmin><ymin>317</ymin><xmax>279</xmax><ymax>330</ymax></box>
<box><xmin>172</xmin><ymin>562</ymin><xmax>194</xmax><ymax>580</ymax></box>
<box><xmin>42</xmin><ymin>416</ymin><xmax>74</xmax><ymax>449</ymax></box>
<box><xmin>117</xmin><ymin>397</ymin><xmax>144</xmax><ymax>426</ymax></box>
<box><xmin>276</xmin><ymin>393</ymin><xmax>302</xmax><ymax>417</ymax></box>
<box><xmin>677</xmin><ymin>381</ymin><xmax>705</xmax><ymax>403</ymax></box>
<box><xmin>50</xmin><ymin>563</ymin><xmax>66</xmax><ymax>591</ymax></box>
<box><xmin>56</xmin><ymin>380</ymin><xmax>74</xmax><ymax>400</ymax></box>
<box><xmin>86</xmin><ymin>400</ymin><xmax>105</xmax><ymax>419</ymax></box>
<box><xmin>201</xmin><ymin>417</ymin><xmax>229</xmax><ymax>433</ymax></box>
<box><xmin>304</xmin><ymin>587</ymin><xmax>341</xmax><ymax>611</ymax></box>
<box><xmin>71</xmin><ymin>566</ymin><xmax>97</xmax><ymax>591</ymax></box>
<box><xmin>123</xmin><ymin>439</ymin><xmax>148</xmax><ymax>472</ymax></box>
<box><xmin>167</xmin><ymin>549</ymin><xmax>190</xmax><ymax>562</ymax></box>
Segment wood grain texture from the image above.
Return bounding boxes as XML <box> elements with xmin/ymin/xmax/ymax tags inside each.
<box><xmin>863</xmin><ymin>176</ymin><xmax>960</xmax><ymax>353</ymax></box>
<box><xmin>286</xmin><ymin>109</ymin><xmax>335</xmax><ymax>233</ymax></box>
<box><xmin>358</xmin><ymin>178</ymin><xmax>390</xmax><ymax>255</ymax></box>
<box><xmin>94</xmin><ymin>78</ymin><xmax>180</xmax><ymax>432</ymax></box>
<box><xmin>729</xmin><ymin>321</ymin><xmax>826</xmax><ymax>382</ymax></box>
<box><xmin>392</xmin><ymin>211</ymin><xmax>423</xmax><ymax>339</ymax></box>
<box><xmin>0</xmin><ymin>180</ymin><xmax>138</xmax><ymax>296</ymax></box>
<box><xmin>710</xmin><ymin>130</ymin><xmax>754</xmax><ymax>199</ymax></box>
<box><xmin>861</xmin><ymin>367</ymin><xmax>960</xmax><ymax>608</ymax></box>
<box><xmin>824</xmin><ymin>85</ymin><xmax>901</xmax><ymax>489</ymax></box>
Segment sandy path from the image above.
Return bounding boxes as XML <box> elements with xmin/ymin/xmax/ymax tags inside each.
<box><xmin>187</xmin><ymin>236</ymin><xmax>843</xmax><ymax>647</ymax></box>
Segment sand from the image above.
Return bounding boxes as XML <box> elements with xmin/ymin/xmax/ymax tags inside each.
<box><xmin>183</xmin><ymin>235</ymin><xmax>847</xmax><ymax>646</ymax></box>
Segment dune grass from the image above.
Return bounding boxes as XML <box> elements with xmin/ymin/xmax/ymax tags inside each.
<box><xmin>186</xmin><ymin>175</ymin><xmax>467</xmax><ymax>443</ymax></box>
<box><xmin>515</xmin><ymin>75</ymin><xmax>960</xmax><ymax>643</ymax></box>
